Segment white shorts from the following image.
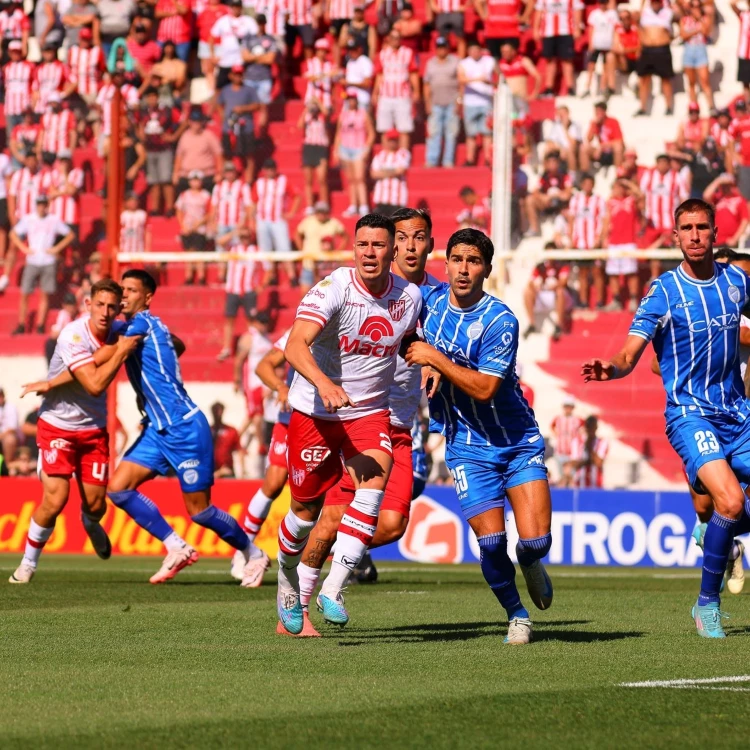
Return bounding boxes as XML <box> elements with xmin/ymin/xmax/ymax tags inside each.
<box><xmin>534</xmin><ymin>288</ymin><xmax>574</xmax><ymax>313</ymax></box>
<box><xmin>198</xmin><ymin>41</ymin><xmax>212</xmax><ymax>60</ymax></box>
<box><xmin>605</xmin><ymin>244</ymin><xmax>638</xmax><ymax>276</ymax></box>
<box><xmin>376</xmin><ymin>97</ymin><xmax>414</xmax><ymax>133</ymax></box>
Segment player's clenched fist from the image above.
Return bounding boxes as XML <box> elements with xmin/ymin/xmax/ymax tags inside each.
<box><xmin>117</xmin><ymin>335</ymin><xmax>143</xmax><ymax>356</ymax></box>
<box><xmin>581</xmin><ymin>359</ymin><xmax>616</xmax><ymax>382</ymax></box>
<box><xmin>405</xmin><ymin>341</ymin><xmax>436</xmax><ymax>368</ymax></box>
<box><xmin>317</xmin><ymin>382</ymin><xmax>357</xmax><ymax>413</ymax></box>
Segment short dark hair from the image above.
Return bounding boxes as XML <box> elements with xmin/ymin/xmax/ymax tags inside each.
<box><xmin>355</xmin><ymin>213</ymin><xmax>396</xmax><ymax>243</ymax></box>
<box><xmin>390</xmin><ymin>207</ymin><xmax>432</xmax><ymax>236</ymax></box>
<box><xmin>674</xmin><ymin>198</ymin><xmax>715</xmax><ymax>228</ymax></box>
<box><xmin>446</xmin><ymin>228</ymin><xmax>494</xmax><ymax>265</ymax></box>
<box><xmin>579</xmin><ymin>172</ymin><xmax>594</xmax><ymax>184</ymax></box>
<box><xmin>459</xmin><ymin>186</ymin><xmax>476</xmax><ymax>198</ymax></box>
<box><xmin>122</xmin><ymin>268</ymin><xmax>157</xmax><ymax>295</ymax></box>
<box><xmin>143</xmin><ymin>86</ymin><xmax>159</xmax><ymax>97</ymax></box>
<box><xmin>714</xmin><ymin>247</ymin><xmax>737</xmax><ymax>261</ymax></box>
<box><xmin>91</xmin><ymin>278</ymin><xmax>123</xmax><ymax>299</ymax></box>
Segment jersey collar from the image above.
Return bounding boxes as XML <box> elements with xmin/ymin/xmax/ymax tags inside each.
<box><xmin>448</xmin><ymin>292</ymin><xmax>489</xmax><ymax>314</ymax></box>
<box><xmin>350</xmin><ymin>269</ymin><xmax>394</xmax><ymax>299</ymax></box>
<box><xmin>676</xmin><ymin>261</ymin><xmax>717</xmax><ymax>286</ymax></box>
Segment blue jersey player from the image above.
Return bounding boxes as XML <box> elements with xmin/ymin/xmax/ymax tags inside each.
<box><xmin>583</xmin><ymin>199</ymin><xmax>750</xmax><ymax>638</ymax></box>
<box><xmin>105</xmin><ymin>270</ymin><xmax>254</xmax><ymax>584</ymax></box>
<box><xmin>405</xmin><ymin>228</ymin><xmax>554</xmax><ymax>645</ymax></box>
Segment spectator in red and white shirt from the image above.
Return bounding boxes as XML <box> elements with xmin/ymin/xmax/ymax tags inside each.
<box><xmin>95</xmin><ymin>66</ymin><xmax>140</xmax><ymax>156</ymax></box>
<box><xmin>284</xmin><ymin>0</ymin><xmax>315</xmax><ymax>60</ymax></box>
<box><xmin>45</xmin><ymin>291</ymin><xmax>78</xmax><ymax>364</ymax></box>
<box><xmin>567</xmin><ymin>415</ymin><xmax>608</xmax><ymax>488</ymax></box>
<box><xmin>155</xmin><ymin>0</ymin><xmax>193</xmax><ymax>61</ymax></box>
<box><xmin>612</xmin><ymin>8</ymin><xmax>641</xmax><ymax>81</ymax></box>
<box><xmin>120</xmin><ymin>191</ymin><xmax>150</xmax><ymax>254</ymax></box>
<box><xmin>9</xmin><ymin>107</ymin><xmax>41</xmax><ymax>167</ymax></box>
<box><xmin>219</xmin><ymin>224</ymin><xmax>269</xmax><ymax>359</ymax></box>
<box><xmin>551</xmin><ymin>396</ymin><xmax>583</xmax><ymax>482</ymax></box>
<box><xmin>210</xmin><ymin>0</ymin><xmax>259</xmax><ymax>90</ymax></box>
<box><xmin>583</xmin><ymin>0</ymin><xmax>618</xmax><ymax>98</ymax></box>
<box><xmin>458</xmin><ymin>42</ymin><xmax>497</xmax><ymax>166</ymax></box>
<box><xmin>0</xmin><ymin>1</ymin><xmax>30</xmax><ymax>57</ymax></box>
<box><xmin>127</xmin><ymin>23</ymin><xmax>163</xmax><ymax>80</ymax></box>
<box><xmin>370</xmin><ymin>129</ymin><xmax>411</xmax><ymax>215</ymax></box>
<box><xmin>196</xmin><ymin>0</ymin><xmax>227</xmax><ymax>92</ymax></box>
<box><xmin>640</xmin><ymin>154</ymin><xmax>681</xmax><ymax>239</ymax></box>
<box><xmin>252</xmin><ymin>158</ymin><xmax>300</xmax><ymax>283</ymax></box>
<box><xmin>66</xmin><ymin>28</ymin><xmax>105</xmax><ymax>106</ymax></box>
<box><xmin>304</xmin><ymin>38</ymin><xmax>340</xmax><ymax>114</ymax></box>
<box><xmin>704</xmin><ymin>173</ymin><xmax>749</xmax><ymax>247</ymax></box>
<box><xmin>599</xmin><ymin>177</ymin><xmax>645</xmax><ymax>311</ymax></box>
<box><xmin>526</xmin><ymin>152</ymin><xmax>572</xmax><ymax>236</ymax></box>
<box><xmin>298</xmin><ymin>99</ymin><xmax>331</xmax><ymax>211</ymax></box>
<box><xmin>373</xmin><ymin>29</ymin><xmax>420</xmax><ymax>151</ymax></box>
<box><xmin>33</xmin><ymin>43</ymin><xmax>68</xmax><ymax>115</ymax></box>
<box><xmin>474</xmin><ymin>0</ymin><xmax>533</xmax><ymax>59</ymax></box>
<box><xmin>176</xmin><ymin>170</ymin><xmax>213</xmax><ymax>284</ymax></box>
<box><xmin>730</xmin><ymin>1</ymin><xmax>750</xmax><ymax>101</ymax></box>
<box><xmin>523</xmin><ymin>255</ymin><xmax>573</xmax><ymax>340</ymax></box>
<box><xmin>581</xmin><ymin>100</ymin><xmax>624</xmax><ymax>172</ymax></box>
<box><xmin>48</xmin><ymin>150</ymin><xmax>84</xmax><ymax>245</ymax></box>
<box><xmin>3</xmin><ymin>41</ymin><xmax>35</xmax><ymax>137</ymax></box>
<box><xmin>730</xmin><ymin>99</ymin><xmax>750</xmax><ymax>202</ymax></box>
<box><xmin>38</xmin><ymin>94</ymin><xmax>77</xmax><ymax>161</ymax></box>
<box><xmin>211</xmin><ymin>160</ymin><xmax>253</xmax><ymax>236</ymax></box>
<box><xmin>534</xmin><ymin>0</ymin><xmax>583</xmax><ymax>97</ymax></box>
<box><xmin>8</xmin><ymin>152</ymin><xmax>49</xmax><ymax>227</ymax></box>
<box><xmin>456</xmin><ymin>185</ymin><xmax>489</xmax><ymax>230</ymax></box>
<box><xmin>568</xmin><ymin>172</ymin><xmax>606</xmax><ymax>307</ymax></box>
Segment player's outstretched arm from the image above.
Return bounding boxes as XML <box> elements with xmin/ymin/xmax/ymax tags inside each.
<box><xmin>581</xmin><ymin>334</ymin><xmax>649</xmax><ymax>383</ymax></box>
<box><xmin>285</xmin><ymin>320</ymin><xmax>357</xmax><ymax>413</ymax></box>
<box><xmin>405</xmin><ymin>341</ymin><xmax>501</xmax><ymax>403</ymax></box>
<box><xmin>256</xmin><ymin>347</ymin><xmax>290</xmax><ymax>407</ymax></box>
<box><xmin>73</xmin><ymin>336</ymin><xmax>142</xmax><ymax>397</ymax></box>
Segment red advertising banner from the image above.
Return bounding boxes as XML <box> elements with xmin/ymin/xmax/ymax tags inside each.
<box><xmin>0</xmin><ymin>478</ymin><xmax>290</xmax><ymax>558</ymax></box>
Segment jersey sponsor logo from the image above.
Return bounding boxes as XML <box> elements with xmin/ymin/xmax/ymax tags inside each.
<box><xmin>728</xmin><ymin>285</ymin><xmax>741</xmax><ymax>304</ymax></box>
<box><xmin>49</xmin><ymin>438</ymin><xmax>72</xmax><ymax>450</ymax></box>
<box><xmin>527</xmin><ymin>454</ymin><xmax>545</xmax><ymax>467</ymax></box>
<box><xmin>675</xmin><ymin>301</ymin><xmax>694</xmax><ymax>309</ymax></box>
<box><xmin>358</xmin><ymin>316</ymin><xmax>394</xmax><ymax>342</ymax></box>
<box><xmin>178</xmin><ymin>459</ymin><xmax>200</xmax><ymax>469</ymax></box>
<box><xmin>688</xmin><ymin>312</ymin><xmax>740</xmax><ymax>333</ymax></box>
<box><xmin>183</xmin><ymin>469</ymin><xmax>199</xmax><ymax>485</ymax></box>
<box><xmin>398</xmin><ymin>495</ymin><xmax>464</xmax><ymax>564</ymax></box>
<box><xmin>345</xmin><ymin>301</ymin><xmax>365</xmax><ymax>308</ymax></box>
<box><xmin>300</xmin><ymin>445</ymin><xmax>331</xmax><ymax>465</ymax></box>
<box><xmin>467</xmin><ymin>321</ymin><xmax>484</xmax><ymax>339</ymax></box>
<box><xmin>306</xmin><ymin>288</ymin><xmax>326</xmax><ymax>299</ymax></box>
<box><xmin>273</xmin><ymin>440</ymin><xmax>287</xmax><ymax>455</ymax></box>
<box><xmin>44</xmin><ymin>449</ymin><xmax>58</xmax><ymax>464</ymax></box>
<box><xmin>388</xmin><ymin>298</ymin><xmax>406</xmax><ymax>322</ymax></box>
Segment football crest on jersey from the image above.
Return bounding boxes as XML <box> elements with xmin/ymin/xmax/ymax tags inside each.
<box><xmin>467</xmin><ymin>321</ymin><xmax>484</xmax><ymax>339</ymax></box>
<box><xmin>728</xmin><ymin>285</ymin><xmax>741</xmax><ymax>304</ymax></box>
<box><xmin>388</xmin><ymin>299</ymin><xmax>406</xmax><ymax>322</ymax></box>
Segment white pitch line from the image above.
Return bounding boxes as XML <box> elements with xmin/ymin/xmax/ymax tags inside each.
<box><xmin>620</xmin><ymin>676</ymin><xmax>750</xmax><ymax>688</ymax></box>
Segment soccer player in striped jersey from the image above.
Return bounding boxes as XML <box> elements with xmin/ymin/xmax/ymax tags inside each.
<box><xmin>405</xmin><ymin>228</ymin><xmax>554</xmax><ymax>645</ymax></box>
<box><xmin>583</xmin><ymin>199</ymin><xmax>750</xmax><ymax>638</ymax></box>
<box><xmin>105</xmin><ymin>270</ymin><xmax>258</xmax><ymax>584</ymax></box>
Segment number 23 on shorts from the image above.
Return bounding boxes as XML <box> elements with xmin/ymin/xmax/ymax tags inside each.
<box><xmin>694</xmin><ymin>429</ymin><xmax>719</xmax><ymax>455</ymax></box>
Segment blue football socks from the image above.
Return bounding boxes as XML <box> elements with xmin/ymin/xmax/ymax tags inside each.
<box><xmin>477</xmin><ymin>532</ymin><xmax>529</xmax><ymax>621</ymax></box>
<box><xmin>516</xmin><ymin>533</ymin><xmax>552</xmax><ymax>566</ymax></box>
<box><xmin>108</xmin><ymin>489</ymin><xmax>174</xmax><ymax>541</ymax></box>
<box><xmin>191</xmin><ymin>505</ymin><xmax>249</xmax><ymax>551</ymax></box>
<box><xmin>699</xmin><ymin>511</ymin><xmax>740</xmax><ymax>605</ymax></box>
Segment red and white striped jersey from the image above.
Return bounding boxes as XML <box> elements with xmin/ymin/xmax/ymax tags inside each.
<box><xmin>11</xmin><ymin>121</ymin><xmax>41</xmax><ymax>150</ymax></box>
<box><xmin>176</xmin><ymin>188</ymin><xmax>212</xmax><ymax>234</ymax></box>
<box><xmin>96</xmin><ymin>83</ymin><xmax>139</xmax><ymax>136</ymax></box>
<box><xmin>40</xmin><ymin>109</ymin><xmax>76</xmax><ymax>154</ymax></box>
<box><xmin>211</xmin><ymin>179</ymin><xmax>252</xmax><ymax>228</ymax></box>
<box><xmin>49</xmin><ymin>167</ymin><xmax>84</xmax><ymax>225</ymax></box>
<box><xmin>534</xmin><ymin>0</ymin><xmax>584</xmax><ymax>37</ymax></box>
<box><xmin>259</xmin><ymin>0</ymin><xmax>286</xmax><ymax>35</ymax></box>
<box><xmin>9</xmin><ymin>168</ymin><xmax>50</xmax><ymax>220</ymax></box>
<box><xmin>435</xmin><ymin>0</ymin><xmax>462</xmax><ymax>11</ymax></box>
<box><xmin>3</xmin><ymin>60</ymin><xmax>34</xmax><ymax>116</ymax></box>
<box><xmin>709</xmin><ymin>121</ymin><xmax>733</xmax><ymax>150</ymax></box>
<box><xmin>0</xmin><ymin>8</ymin><xmax>29</xmax><ymax>40</ymax></box>
<box><xmin>371</xmin><ymin>148</ymin><xmax>410</xmax><ymax>206</ymax></box>
<box><xmin>120</xmin><ymin>209</ymin><xmax>147</xmax><ymax>253</ymax></box>
<box><xmin>303</xmin><ymin>112</ymin><xmax>329</xmax><ymax>146</ymax></box>
<box><xmin>339</xmin><ymin>107</ymin><xmax>368</xmax><ymax>150</ymax></box>
<box><xmin>568</xmin><ymin>191</ymin><xmax>605</xmax><ymax>249</ymax></box>
<box><xmin>286</xmin><ymin>0</ymin><xmax>313</xmax><ymax>25</ymax></box>
<box><xmin>739</xmin><ymin>9</ymin><xmax>750</xmax><ymax>59</ymax></box>
<box><xmin>551</xmin><ymin>413</ymin><xmax>583</xmax><ymax>455</ymax></box>
<box><xmin>456</xmin><ymin>201</ymin><xmax>488</xmax><ymax>230</ymax></box>
<box><xmin>639</xmin><ymin>167</ymin><xmax>680</xmax><ymax>232</ymax></box>
<box><xmin>242</xmin><ymin>326</ymin><xmax>273</xmax><ymax>391</ymax></box>
<box><xmin>376</xmin><ymin>45</ymin><xmax>417</xmax><ymax>99</ymax></box>
<box><xmin>33</xmin><ymin>61</ymin><xmax>67</xmax><ymax>113</ymax></box>
<box><xmin>328</xmin><ymin>0</ymin><xmax>355</xmax><ymax>19</ymax></box>
<box><xmin>570</xmin><ymin>434</ymin><xmax>608</xmax><ymax>488</ymax></box>
<box><xmin>67</xmin><ymin>45</ymin><xmax>105</xmax><ymax>97</ymax></box>
<box><xmin>156</xmin><ymin>0</ymin><xmax>194</xmax><ymax>44</ymax></box>
<box><xmin>252</xmin><ymin>175</ymin><xmax>293</xmax><ymax>222</ymax></box>
<box><xmin>304</xmin><ymin>57</ymin><xmax>335</xmax><ymax>110</ymax></box>
<box><xmin>226</xmin><ymin>242</ymin><xmax>263</xmax><ymax>294</ymax></box>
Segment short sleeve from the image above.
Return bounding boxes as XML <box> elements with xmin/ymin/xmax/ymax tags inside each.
<box><xmin>477</xmin><ymin>313</ymin><xmax>519</xmax><ymax>379</ymax></box>
<box><xmin>210</xmin><ymin>16</ymin><xmax>223</xmax><ymax>37</ymax></box>
<box><xmin>123</xmin><ymin>313</ymin><xmax>150</xmax><ymax>337</ymax></box>
<box><xmin>628</xmin><ymin>280</ymin><xmax>670</xmax><ymax>342</ymax></box>
<box><xmin>13</xmin><ymin>215</ymin><xmax>29</xmax><ymax>237</ymax></box>
<box><xmin>58</xmin><ymin>327</ymin><xmax>95</xmax><ymax>372</ymax></box>
<box><xmin>295</xmin><ymin>276</ymin><xmax>344</xmax><ymax>328</ymax></box>
<box><xmin>54</xmin><ymin>217</ymin><xmax>71</xmax><ymax>236</ymax></box>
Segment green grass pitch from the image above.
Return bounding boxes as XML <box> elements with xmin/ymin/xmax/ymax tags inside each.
<box><xmin>2</xmin><ymin>554</ymin><xmax>750</xmax><ymax>749</ymax></box>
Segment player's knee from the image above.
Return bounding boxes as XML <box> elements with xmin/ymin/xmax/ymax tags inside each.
<box><xmin>516</xmin><ymin>533</ymin><xmax>552</xmax><ymax>565</ymax></box>
<box><xmin>710</xmin><ymin>488</ymin><xmax>745</xmax><ymax>519</ymax></box>
<box><xmin>108</xmin><ymin>489</ymin><xmax>135</xmax><ymax>508</ymax></box>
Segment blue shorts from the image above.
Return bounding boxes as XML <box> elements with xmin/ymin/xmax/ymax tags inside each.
<box><xmin>463</xmin><ymin>104</ymin><xmax>492</xmax><ymax>137</ymax></box>
<box><xmin>124</xmin><ymin>411</ymin><xmax>215</xmax><ymax>492</ymax></box>
<box><xmin>445</xmin><ymin>437</ymin><xmax>548</xmax><ymax>520</ymax></box>
<box><xmin>667</xmin><ymin>415</ymin><xmax>750</xmax><ymax>493</ymax></box>
<box><xmin>683</xmin><ymin>44</ymin><xmax>708</xmax><ymax>69</ymax></box>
